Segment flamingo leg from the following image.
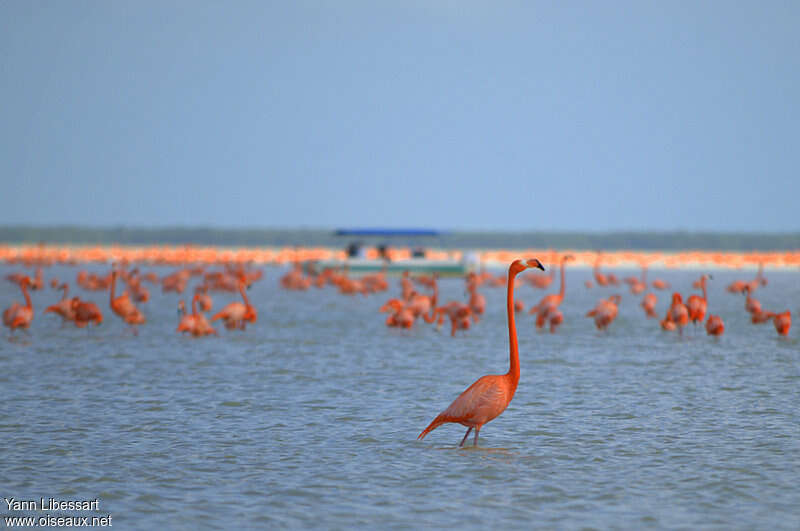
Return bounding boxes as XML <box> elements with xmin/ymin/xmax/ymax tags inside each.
<box><xmin>459</xmin><ymin>427</ymin><xmax>472</xmax><ymax>447</ymax></box>
<box><xmin>473</xmin><ymin>427</ymin><xmax>481</xmax><ymax>447</ymax></box>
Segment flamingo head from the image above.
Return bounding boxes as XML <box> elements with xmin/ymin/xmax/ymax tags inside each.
<box><xmin>671</xmin><ymin>293</ymin><xmax>683</xmax><ymax>303</ymax></box>
<box><xmin>510</xmin><ymin>258</ymin><xmax>545</xmax><ymax>275</ymax></box>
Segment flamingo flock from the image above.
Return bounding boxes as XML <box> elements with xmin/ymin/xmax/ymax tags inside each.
<box><xmin>3</xmin><ymin>262</ymin><xmax>264</xmax><ymax>338</ymax></box>
<box><xmin>2</xmin><ymin>250</ymin><xmax>797</xmax><ymax>454</ymax></box>
<box><xmin>2</xmin><ymin>253</ymin><xmax>794</xmax><ymax>348</ymax></box>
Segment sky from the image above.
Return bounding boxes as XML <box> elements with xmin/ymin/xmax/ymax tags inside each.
<box><xmin>1</xmin><ymin>1</ymin><xmax>798</xmax><ymax>232</ymax></box>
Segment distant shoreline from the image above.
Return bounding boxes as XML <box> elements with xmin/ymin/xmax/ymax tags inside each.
<box><xmin>1</xmin><ymin>226</ymin><xmax>799</xmax><ymax>251</ymax></box>
<box><xmin>2</xmin><ymin>243</ymin><xmax>798</xmax><ymax>270</ymax></box>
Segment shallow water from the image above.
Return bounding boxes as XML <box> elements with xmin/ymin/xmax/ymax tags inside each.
<box><xmin>1</xmin><ymin>264</ymin><xmax>799</xmax><ymax>529</ymax></box>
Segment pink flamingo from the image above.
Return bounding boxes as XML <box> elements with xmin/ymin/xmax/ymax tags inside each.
<box><xmin>418</xmin><ymin>258</ymin><xmax>544</xmax><ymax>446</ymax></box>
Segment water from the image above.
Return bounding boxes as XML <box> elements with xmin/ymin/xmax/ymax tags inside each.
<box><xmin>1</xmin><ymin>264</ymin><xmax>799</xmax><ymax>529</ymax></box>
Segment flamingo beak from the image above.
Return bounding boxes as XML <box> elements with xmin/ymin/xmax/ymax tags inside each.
<box><xmin>526</xmin><ymin>259</ymin><xmax>545</xmax><ymax>271</ymax></box>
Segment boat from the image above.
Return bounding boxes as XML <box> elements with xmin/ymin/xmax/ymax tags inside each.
<box><xmin>309</xmin><ymin>257</ymin><xmax>472</xmax><ymax>276</ymax></box>
<box><xmin>307</xmin><ymin>228</ymin><xmax>475</xmax><ymax>276</ymax></box>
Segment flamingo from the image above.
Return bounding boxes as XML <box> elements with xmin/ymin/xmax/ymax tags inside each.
<box><xmin>750</xmin><ymin>310</ymin><xmax>774</xmax><ymax>324</ymax></box>
<box><xmin>727</xmin><ymin>264</ymin><xmax>766</xmax><ymax>294</ymax></box>
<box><xmin>194</xmin><ymin>283</ymin><xmax>213</xmax><ymax>312</ymax></box>
<box><xmin>593</xmin><ymin>254</ymin><xmax>608</xmax><ymax>287</ymax></box>
<box><xmin>71</xmin><ymin>298</ymin><xmax>103</xmax><ymax>328</ymax></box>
<box><xmin>211</xmin><ymin>280</ymin><xmax>257</xmax><ymax>330</ymax></box>
<box><xmin>191</xmin><ymin>294</ymin><xmax>217</xmax><ymax>337</ymax></box>
<box><xmin>772</xmin><ymin>311</ymin><xmax>791</xmax><ymax>336</ymax></box>
<box><xmin>433</xmin><ymin>302</ymin><xmax>474</xmax><ymax>337</ymax></box>
<box><xmin>705</xmin><ymin>315</ymin><xmax>724</xmax><ymax>336</ymax></box>
<box><xmin>466</xmin><ymin>279</ymin><xmax>486</xmax><ymax>321</ymax></box>
<box><xmin>661</xmin><ymin>292</ymin><xmax>689</xmax><ymax>335</ymax></box>
<box><xmin>418</xmin><ymin>258</ymin><xmax>544</xmax><ymax>447</ymax></box>
<box><xmin>687</xmin><ymin>274</ymin><xmax>712</xmax><ymax>328</ymax></box>
<box><xmin>529</xmin><ymin>255</ymin><xmax>573</xmax><ymax>332</ymax></box>
<box><xmin>586</xmin><ymin>295</ymin><xmax>621</xmax><ymax>331</ymax></box>
<box><xmin>640</xmin><ymin>292</ymin><xmax>658</xmax><ymax>318</ymax></box>
<box><xmin>30</xmin><ymin>267</ymin><xmax>44</xmax><ymax>291</ymax></box>
<box><xmin>177</xmin><ymin>300</ymin><xmax>197</xmax><ymax>334</ymax></box>
<box><xmin>110</xmin><ymin>270</ymin><xmax>146</xmax><ymax>332</ymax></box>
<box><xmin>666</xmin><ymin>293</ymin><xmax>689</xmax><ymax>335</ymax></box>
<box><xmin>178</xmin><ymin>295</ymin><xmax>217</xmax><ymax>336</ymax></box>
<box><xmin>44</xmin><ymin>283</ymin><xmax>76</xmax><ymax>324</ymax></box>
<box><xmin>3</xmin><ymin>277</ymin><xmax>34</xmax><ymax>333</ymax></box>
<box><xmin>381</xmin><ymin>300</ymin><xmax>415</xmax><ymax>329</ymax></box>
<box><xmin>651</xmin><ymin>278</ymin><xmax>671</xmax><ymax>290</ymax></box>
<box><xmin>126</xmin><ymin>268</ymin><xmax>150</xmax><ymax>303</ymax></box>
<box><xmin>743</xmin><ymin>285</ymin><xmax>761</xmax><ymax>315</ymax></box>
<box><xmin>362</xmin><ymin>263</ymin><xmax>390</xmax><ymax>293</ymax></box>
<box><xmin>625</xmin><ymin>265</ymin><xmax>647</xmax><ymax>295</ymax></box>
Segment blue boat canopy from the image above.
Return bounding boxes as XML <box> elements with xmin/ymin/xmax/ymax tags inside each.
<box><xmin>334</xmin><ymin>229</ymin><xmax>441</xmax><ymax>237</ymax></box>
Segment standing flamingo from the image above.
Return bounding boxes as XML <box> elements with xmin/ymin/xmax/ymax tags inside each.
<box><xmin>44</xmin><ymin>283</ymin><xmax>76</xmax><ymax>324</ymax></box>
<box><xmin>177</xmin><ymin>300</ymin><xmax>197</xmax><ymax>334</ymax></box>
<box><xmin>640</xmin><ymin>292</ymin><xmax>658</xmax><ymax>318</ymax></box>
<box><xmin>705</xmin><ymin>315</ymin><xmax>724</xmax><ymax>336</ymax></box>
<box><xmin>191</xmin><ymin>293</ymin><xmax>217</xmax><ymax>336</ymax></box>
<box><xmin>625</xmin><ymin>265</ymin><xmax>647</xmax><ymax>295</ymax></box>
<box><xmin>194</xmin><ymin>283</ymin><xmax>213</xmax><ymax>312</ymax></box>
<box><xmin>586</xmin><ymin>295</ymin><xmax>621</xmax><ymax>331</ymax></box>
<box><xmin>687</xmin><ymin>274</ymin><xmax>712</xmax><ymax>329</ymax></box>
<box><xmin>743</xmin><ymin>285</ymin><xmax>761</xmax><ymax>315</ymax></box>
<box><xmin>772</xmin><ymin>311</ymin><xmax>791</xmax><ymax>336</ymax></box>
<box><xmin>593</xmin><ymin>253</ymin><xmax>608</xmax><ymax>287</ymax></box>
<box><xmin>110</xmin><ymin>270</ymin><xmax>146</xmax><ymax>333</ymax></box>
<box><xmin>211</xmin><ymin>280</ymin><xmax>257</xmax><ymax>330</ymax></box>
<box><xmin>71</xmin><ymin>298</ymin><xmax>103</xmax><ymax>328</ymax></box>
<box><xmin>3</xmin><ymin>277</ymin><xmax>34</xmax><ymax>333</ymax></box>
<box><xmin>667</xmin><ymin>293</ymin><xmax>689</xmax><ymax>335</ymax></box>
<box><xmin>418</xmin><ymin>258</ymin><xmax>544</xmax><ymax>447</ymax></box>
<box><xmin>433</xmin><ymin>302</ymin><xmax>474</xmax><ymax>337</ymax></box>
<box><xmin>529</xmin><ymin>255</ymin><xmax>573</xmax><ymax>332</ymax></box>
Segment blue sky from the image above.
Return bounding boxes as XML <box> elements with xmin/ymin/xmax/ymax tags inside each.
<box><xmin>1</xmin><ymin>1</ymin><xmax>798</xmax><ymax>231</ymax></box>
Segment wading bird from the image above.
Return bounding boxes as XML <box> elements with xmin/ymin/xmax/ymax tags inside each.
<box><xmin>529</xmin><ymin>255</ymin><xmax>573</xmax><ymax>332</ymax></box>
<box><xmin>3</xmin><ymin>277</ymin><xmax>34</xmax><ymax>333</ymax></box>
<box><xmin>418</xmin><ymin>258</ymin><xmax>544</xmax><ymax>447</ymax></box>
<box><xmin>705</xmin><ymin>314</ymin><xmax>724</xmax><ymax>336</ymax></box>
<box><xmin>687</xmin><ymin>274</ymin><xmax>712</xmax><ymax>328</ymax></box>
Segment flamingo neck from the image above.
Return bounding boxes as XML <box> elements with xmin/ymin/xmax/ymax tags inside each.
<box><xmin>110</xmin><ymin>271</ymin><xmax>117</xmax><ymax>304</ymax></box>
<box><xmin>701</xmin><ymin>278</ymin><xmax>708</xmax><ymax>301</ymax></box>
<box><xmin>506</xmin><ymin>267</ymin><xmax>520</xmax><ymax>387</ymax></box>
<box><xmin>21</xmin><ymin>283</ymin><xmax>32</xmax><ymax>309</ymax></box>
<box><xmin>191</xmin><ymin>295</ymin><xmax>198</xmax><ymax>315</ymax></box>
<box><xmin>239</xmin><ymin>283</ymin><xmax>250</xmax><ymax>306</ymax></box>
<box><xmin>558</xmin><ymin>259</ymin><xmax>567</xmax><ymax>299</ymax></box>
<box><xmin>61</xmin><ymin>284</ymin><xmax>69</xmax><ymax>300</ymax></box>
